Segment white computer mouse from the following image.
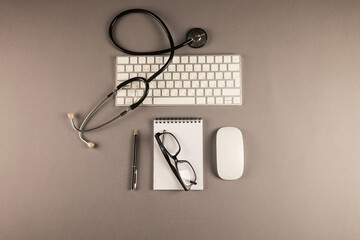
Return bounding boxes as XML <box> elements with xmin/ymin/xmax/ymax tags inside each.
<box><xmin>216</xmin><ymin>127</ymin><xmax>244</xmax><ymax>180</ymax></box>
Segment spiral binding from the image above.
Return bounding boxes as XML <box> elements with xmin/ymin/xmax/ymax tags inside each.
<box><xmin>154</xmin><ymin>118</ymin><xmax>202</xmax><ymax>124</ymax></box>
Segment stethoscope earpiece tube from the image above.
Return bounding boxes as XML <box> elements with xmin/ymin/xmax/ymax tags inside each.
<box><xmin>69</xmin><ymin>9</ymin><xmax>207</xmax><ymax>148</ymax></box>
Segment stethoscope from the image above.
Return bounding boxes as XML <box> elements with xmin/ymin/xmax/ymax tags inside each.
<box><xmin>68</xmin><ymin>9</ymin><xmax>207</xmax><ymax>148</ymax></box>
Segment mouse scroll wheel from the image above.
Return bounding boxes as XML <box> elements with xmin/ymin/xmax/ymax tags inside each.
<box><xmin>187</xmin><ymin>28</ymin><xmax>207</xmax><ymax>48</ymax></box>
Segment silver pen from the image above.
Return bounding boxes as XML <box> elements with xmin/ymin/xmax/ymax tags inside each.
<box><xmin>131</xmin><ymin>130</ymin><xmax>139</xmax><ymax>190</ymax></box>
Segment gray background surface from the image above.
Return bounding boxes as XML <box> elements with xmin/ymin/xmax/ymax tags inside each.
<box><xmin>1</xmin><ymin>0</ymin><xmax>360</xmax><ymax>239</ymax></box>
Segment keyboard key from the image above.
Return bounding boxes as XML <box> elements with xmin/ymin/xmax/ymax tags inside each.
<box><xmin>175</xmin><ymin>81</ymin><xmax>182</xmax><ymax>88</ymax></box>
<box><xmin>147</xmin><ymin>57</ymin><xmax>154</xmax><ymax>64</ymax></box>
<box><xmin>233</xmin><ymin>55</ymin><xmax>240</xmax><ymax>63</ymax></box>
<box><xmin>134</xmin><ymin>65</ymin><xmax>141</xmax><ymax>72</ymax></box>
<box><xmin>177</xmin><ymin>64</ymin><xmax>184</xmax><ymax>72</ymax></box>
<box><xmin>156</xmin><ymin>73</ymin><xmax>163</xmax><ymax>80</ymax></box>
<box><xmin>214</xmin><ymin>89</ymin><xmax>221</xmax><ymax>96</ymax></box>
<box><xmin>168</xmin><ymin>64</ymin><xmax>176</xmax><ymax>72</ymax></box>
<box><xmin>205</xmin><ymin>89</ymin><xmax>212</xmax><ymax>96</ymax></box>
<box><xmin>170</xmin><ymin>89</ymin><xmax>178</xmax><ymax>96</ymax></box>
<box><xmin>206</xmin><ymin>56</ymin><xmax>214</xmax><ymax>63</ymax></box>
<box><xmin>189</xmin><ymin>56</ymin><xmax>197</xmax><ymax>63</ymax></box>
<box><xmin>194</xmin><ymin>64</ymin><xmax>201</xmax><ymax>71</ymax></box>
<box><xmin>173</xmin><ymin>73</ymin><xmax>180</xmax><ymax>80</ymax></box>
<box><xmin>222</xmin><ymin>89</ymin><xmax>241</xmax><ymax>95</ymax></box>
<box><xmin>117</xmin><ymin>65</ymin><xmax>125</xmax><ymax>72</ymax></box>
<box><xmin>215</xmin><ymin>56</ymin><xmax>223</xmax><ymax>63</ymax></box>
<box><xmin>181</xmin><ymin>72</ymin><xmax>189</xmax><ymax>80</ymax></box>
<box><xmin>216</xmin><ymin>97</ymin><xmax>224</xmax><ymax>104</ymax></box>
<box><xmin>132</xmin><ymin>82</ymin><xmax>139</xmax><ymax>88</ymax></box>
<box><xmin>218</xmin><ymin>80</ymin><xmax>225</xmax><ymax>87</ymax></box>
<box><xmin>127</xmin><ymin>90</ymin><xmax>135</xmax><ymax>96</ymax></box>
<box><xmin>224</xmin><ymin>72</ymin><xmax>232</xmax><ymax>79</ymax></box>
<box><xmin>225</xmin><ymin>97</ymin><xmax>232</xmax><ymax>104</ymax></box>
<box><xmin>198</xmin><ymin>56</ymin><xmax>206</xmax><ymax>63</ymax></box>
<box><xmin>153</xmin><ymin>97</ymin><xmax>195</xmax><ymax>105</ymax></box>
<box><xmin>188</xmin><ymin>89</ymin><xmax>195</xmax><ymax>96</ymax></box>
<box><xmin>143</xmin><ymin>97</ymin><xmax>152</xmax><ymax>104</ymax></box>
<box><xmin>126</xmin><ymin>65</ymin><xmax>133</xmax><ymax>72</ymax></box>
<box><xmin>125</xmin><ymin>98</ymin><xmax>133</xmax><ymax>104</ymax></box>
<box><xmin>201</xmin><ymin>81</ymin><xmax>208</xmax><ymax>88</ymax></box>
<box><xmin>116</xmin><ymin>98</ymin><xmax>125</xmax><ymax>105</ymax></box>
<box><xmin>234</xmin><ymin>96</ymin><xmax>241</xmax><ymax>104</ymax></box>
<box><xmin>185</xmin><ymin>64</ymin><xmax>193</xmax><ymax>71</ymax></box>
<box><xmin>207</xmin><ymin>72</ymin><xmax>215</xmax><ymax>79</ymax></box>
<box><xmin>166</xmin><ymin>81</ymin><xmax>174</xmax><ymax>88</ymax></box>
<box><xmin>211</xmin><ymin>64</ymin><xmax>219</xmax><ymax>71</ymax></box>
<box><xmin>196</xmin><ymin>89</ymin><xmax>204</xmax><ymax>96</ymax></box>
<box><xmin>207</xmin><ymin>97</ymin><xmax>215</xmax><ymax>104</ymax></box>
<box><xmin>209</xmin><ymin>80</ymin><xmax>216</xmax><ymax>87</ymax></box>
<box><xmin>190</xmin><ymin>72</ymin><xmax>197</xmax><ymax>79</ymax></box>
<box><xmin>138</xmin><ymin>57</ymin><xmax>146</xmax><ymax>64</ymax></box>
<box><xmin>192</xmin><ymin>81</ymin><xmax>199</xmax><ymax>88</ymax></box>
<box><xmin>117</xmin><ymin>73</ymin><xmax>129</xmax><ymax>81</ymax></box>
<box><xmin>219</xmin><ymin>64</ymin><xmax>227</xmax><ymax>71</ymax></box>
<box><xmin>224</xmin><ymin>56</ymin><xmax>231</xmax><ymax>63</ymax></box>
<box><xmin>179</xmin><ymin>89</ymin><xmax>187</xmax><ymax>96</ymax></box>
<box><xmin>203</xmin><ymin>64</ymin><xmax>210</xmax><ymax>71</ymax></box>
<box><xmin>117</xmin><ymin>57</ymin><xmax>129</xmax><ymax>64</ymax></box>
<box><xmin>136</xmin><ymin>89</ymin><xmax>144</xmax><ymax>96</ymax></box>
<box><xmin>151</xmin><ymin>65</ymin><xmax>159</xmax><ymax>72</ymax></box>
<box><xmin>181</xmin><ymin>56</ymin><xmax>188</xmax><ymax>63</ymax></box>
<box><xmin>228</xmin><ymin>64</ymin><xmax>240</xmax><ymax>71</ymax></box>
<box><xmin>143</xmin><ymin>65</ymin><xmax>150</xmax><ymax>72</ymax></box>
<box><xmin>216</xmin><ymin>72</ymin><xmax>223</xmax><ymax>79</ymax></box>
<box><xmin>162</xmin><ymin>89</ymin><xmax>169</xmax><ymax>96</ymax></box>
<box><xmin>149</xmin><ymin>81</ymin><xmax>157</xmax><ymax>88</ymax></box>
<box><xmin>155</xmin><ymin>56</ymin><xmax>163</xmax><ymax>64</ymax></box>
<box><xmin>198</xmin><ymin>72</ymin><xmax>206</xmax><ymax>80</ymax></box>
<box><xmin>183</xmin><ymin>81</ymin><xmax>191</xmax><ymax>88</ymax></box>
<box><xmin>226</xmin><ymin>80</ymin><xmax>234</xmax><ymax>87</ymax></box>
<box><xmin>164</xmin><ymin>73</ymin><xmax>171</xmax><ymax>80</ymax></box>
<box><xmin>130</xmin><ymin>57</ymin><xmax>137</xmax><ymax>64</ymax></box>
<box><xmin>172</xmin><ymin>56</ymin><xmax>180</xmax><ymax>63</ymax></box>
<box><xmin>158</xmin><ymin>81</ymin><xmax>165</xmax><ymax>88</ymax></box>
<box><xmin>196</xmin><ymin>97</ymin><xmax>206</xmax><ymax>104</ymax></box>
<box><xmin>153</xmin><ymin>89</ymin><xmax>161</xmax><ymax>96</ymax></box>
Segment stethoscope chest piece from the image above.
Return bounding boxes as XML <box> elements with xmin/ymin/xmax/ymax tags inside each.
<box><xmin>187</xmin><ymin>28</ymin><xmax>207</xmax><ymax>48</ymax></box>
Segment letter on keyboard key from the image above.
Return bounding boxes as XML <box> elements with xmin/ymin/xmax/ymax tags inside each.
<box><xmin>222</xmin><ymin>89</ymin><xmax>241</xmax><ymax>95</ymax></box>
<box><xmin>153</xmin><ymin>97</ymin><xmax>195</xmax><ymax>105</ymax></box>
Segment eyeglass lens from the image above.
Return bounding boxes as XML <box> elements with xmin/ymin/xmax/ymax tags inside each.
<box><xmin>161</xmin><ymin>132</ymin><xmax>196</xmax><ymax>187</ymax></box>
<box><xmin>161</xmin><ymin>132</ymin><xmax>180</xmax><ymax>156</ymax></box>
<box><xmin>177</xmin><ymin>161</ymin><xmax>196</xmax><ymax>187</ymax></box>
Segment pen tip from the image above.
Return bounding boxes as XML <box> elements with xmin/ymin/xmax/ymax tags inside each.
<box><xmin>134</xmin><ymin>129</ymin><xmax>139</xmax><ymax>135</ymax></box>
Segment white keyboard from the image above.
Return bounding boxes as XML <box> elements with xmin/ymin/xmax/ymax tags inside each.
<box><xmin>115</xmin><ymin>55</ymin><xmax>242</xmax><ymax>106</ymax></box>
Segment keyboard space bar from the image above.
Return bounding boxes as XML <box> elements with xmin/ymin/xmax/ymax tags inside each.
<box><xmin>149</xmin><ymin>97</ymin><xmax>196</xmax><ymax>105</ymax></box>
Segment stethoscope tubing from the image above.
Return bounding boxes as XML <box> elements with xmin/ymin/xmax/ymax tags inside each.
<box><xmin>69</xmin><ymin>8</ymin><xmax>195</xmax><ymax>147</ymax></box>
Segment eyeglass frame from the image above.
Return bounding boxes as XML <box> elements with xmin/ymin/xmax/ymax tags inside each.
<box><xmin>154</xmin><ymin>131</ymin><xmax>197</xmax><ymax>191</ymax></box>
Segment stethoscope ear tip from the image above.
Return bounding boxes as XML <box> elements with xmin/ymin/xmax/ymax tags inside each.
<box><xmin>68</xmin><ymin>113</ymin><xmax>75</xmax><ymax>119</ymax></box>
<box><xmin>87</xmin><ymin>142</ymin><xmax>95</xmax><ymax>148</ymax></box>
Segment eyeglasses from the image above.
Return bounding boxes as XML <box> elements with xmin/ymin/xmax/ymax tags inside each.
<box><xmin>154</xmin><ymin>130</ymin><xmax>197</xmax><ymax>191</ymax></box>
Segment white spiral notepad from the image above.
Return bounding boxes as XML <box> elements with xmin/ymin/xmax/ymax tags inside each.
<box><xmin>153</xmin><ymin>118</ymin><xmax>203</xmax><ymax>190</ymax></box>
